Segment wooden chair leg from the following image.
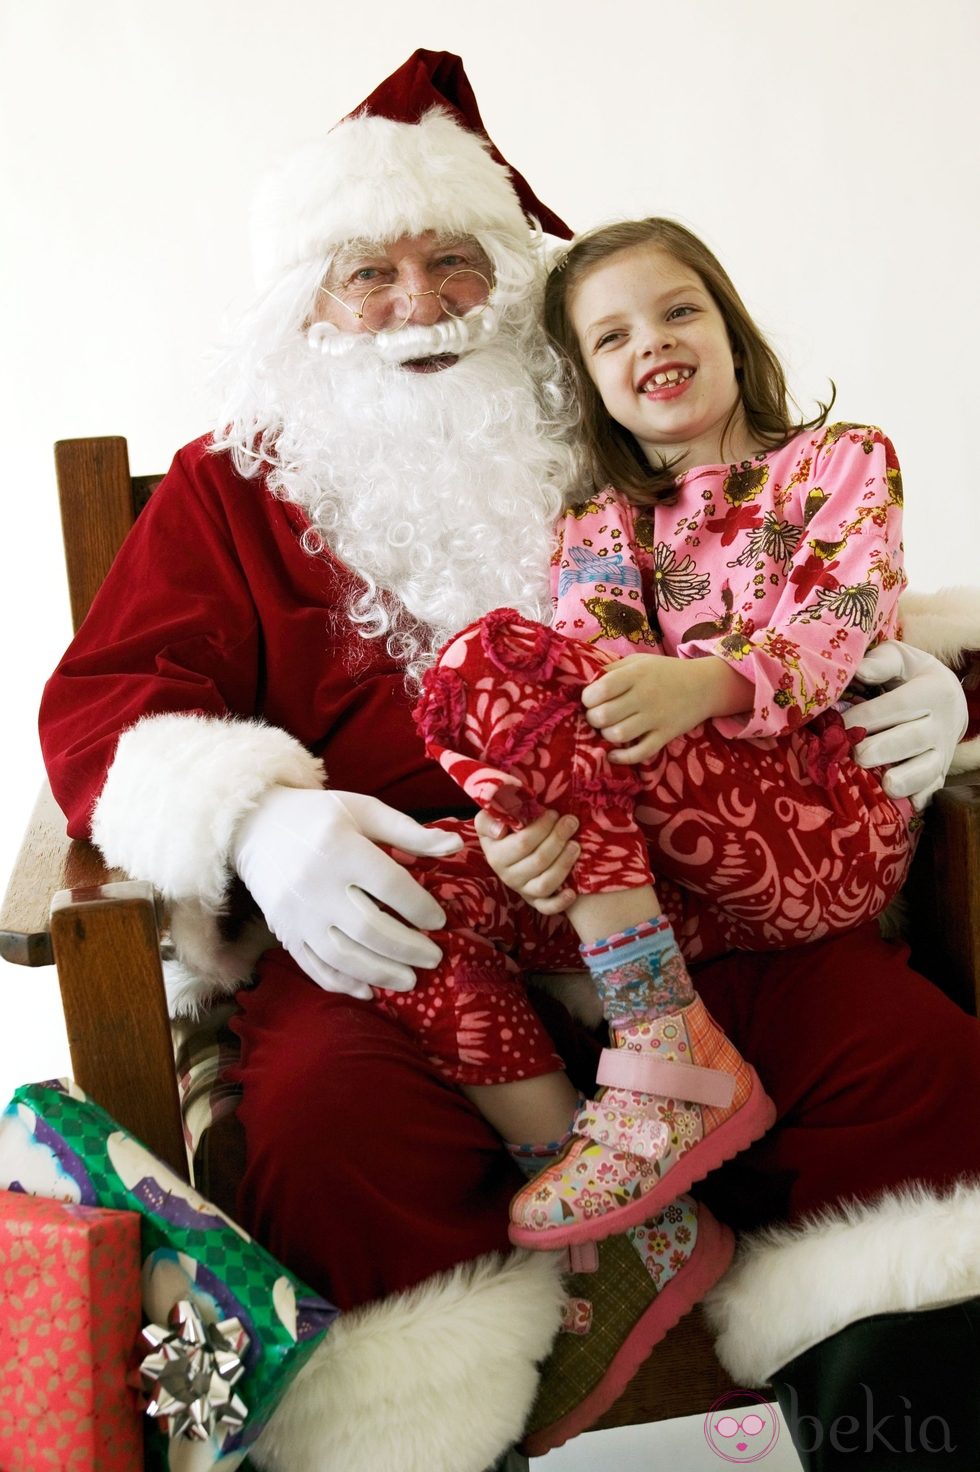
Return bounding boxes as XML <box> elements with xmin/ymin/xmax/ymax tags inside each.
<box><xmin>49</xmin><ymin>881</ymin><xmax>188</xmax><ymax>1180</ymax></box>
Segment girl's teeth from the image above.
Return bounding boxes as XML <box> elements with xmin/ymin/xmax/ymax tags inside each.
<box><xmin>648</xmin><ymin>367</ymin><xmax>692</xmax><ymax>387</ymax></box>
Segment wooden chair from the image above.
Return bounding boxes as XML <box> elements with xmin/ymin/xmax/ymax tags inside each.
<box><xmin>3</xmin><ymin>436</ymin><xmax>980</xmax><ymax>1437</ymax></box>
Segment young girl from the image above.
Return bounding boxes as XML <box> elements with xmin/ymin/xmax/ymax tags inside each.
<box><xmin>392</xmin><ymin>218</ymin><xmax>914</xmax><ymax>1258</ymax></box>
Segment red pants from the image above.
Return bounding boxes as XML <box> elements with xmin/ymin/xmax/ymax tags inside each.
<box><xmin>230</xmin><ymin>925</ymin><xmax>980</xmax><ymax>1313</ymax></box>
<box><xmin>376</xmin><ymin>612</ymin><xmax>918</xmax><ymax>1085</ymax></box>
<box><xmin>416</xmin><ymin>613</ymin><xmax>917</xmax><ymax>948</ymax></box>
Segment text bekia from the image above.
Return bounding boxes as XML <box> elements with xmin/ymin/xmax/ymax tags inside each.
<box><xmin>781</xmin><ymin>1383</ymin><xmax>955</xmax><ymax>1455</ymax></box>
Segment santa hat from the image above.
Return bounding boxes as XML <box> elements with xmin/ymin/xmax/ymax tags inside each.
<box><xmin>250</xmin><ymin>49</ymin><xmax>572</xmax><ymax>289</ymax></box>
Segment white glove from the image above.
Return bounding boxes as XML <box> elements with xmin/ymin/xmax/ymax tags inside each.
<box><xmin>232</xmin><ymin>787</ymin><xmax>463</xmax><ymax>999</ymax></box>
<box><xmin>842</xmin><ymin>641</ymin><xmax>968</xmax><ymax>811</ymax></box>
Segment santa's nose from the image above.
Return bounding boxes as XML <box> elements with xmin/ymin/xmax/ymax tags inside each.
<box><xmin>404</xmin><ymin>287</ymin><xmax>446</xmax><ymax>325</ymax></box>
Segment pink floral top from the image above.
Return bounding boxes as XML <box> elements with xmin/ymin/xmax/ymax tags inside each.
<box><xmin>551</xmin><ymin>423</ymin><xmax>906</xmax><ymax>739</ymax></box>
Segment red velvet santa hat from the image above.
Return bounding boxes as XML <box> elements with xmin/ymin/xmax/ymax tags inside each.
<box><xmin>251</xmin><ymin>49</ymin><xmax>572</xmax><ymax>289</ymax></box>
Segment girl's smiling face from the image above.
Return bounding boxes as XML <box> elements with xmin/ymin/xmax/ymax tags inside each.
<box><xmin>570</xmin><ymin>243</ymin><xmax>754</xmax><ymax>474</ymax></box>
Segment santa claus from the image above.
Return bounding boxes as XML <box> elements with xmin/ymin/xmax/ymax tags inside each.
<box><xmin>39</xmin><ymin>49</ymin><xmax>980</xmax><ymax>1472</ymax></box>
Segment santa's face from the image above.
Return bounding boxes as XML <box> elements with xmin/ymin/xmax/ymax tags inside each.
<box><xmin>212</xmin><ymin>222</ymin><xmax>578</xmax><ymax>686</ymax></box>
<box><xmin>311</xmin><ymin>231</ymin><xmax>493</xmax><ymax>373</ymax></box>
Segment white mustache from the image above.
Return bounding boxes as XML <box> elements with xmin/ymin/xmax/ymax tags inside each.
<box><xmin>306</xmin><ymin>307</ymin><xmax>499</xmax><ymax>363</ymax></box>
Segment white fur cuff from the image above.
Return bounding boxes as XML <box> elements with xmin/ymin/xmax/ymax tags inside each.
<box><xmin>91</xmin><ymin>713</ymin><xmax>324</xmax><ymax>907</ymax></box>
<box><xmin>705</xmin><ymin>1180</ymin><xmax>980</xmax><ymax>1385</ymax></box>
<box><xmin>951</xmin><ymin>734</ymin><xmax>980</xmax><ymax>775</ymax></box>
<box><xmin>899</xmin><ymin>586</ymin><xmax>980</xmax><ymax>668</ymax></box>
<box><xmin>899</xmin><ymin>585</ymin><xmax>980</xmax><ymax>771</ymax></box>
<box><xmin>251</xmin><ymin>1249</ymin><xmax>566</xmax><ymax>1472</ymax></box>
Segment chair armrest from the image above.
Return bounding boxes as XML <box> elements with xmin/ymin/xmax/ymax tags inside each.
<box><xmin>0</xmin><ymin>783</ymin><xmax>119</xmax><ymax>966</ymax></box>
<box><xmin>905</xmin><ymin>770</ymin><xmax>980</xmax><ymax>1015</ymax></box>
<box><xmin>47</xmin><ymin>880</ymin><xmax>188</xmax><ymax>1179</ymax></box>
<box><xmin>1</xmin><ymin>781</ymin><xmax>188</xmax><ymax>1179</ymax></box>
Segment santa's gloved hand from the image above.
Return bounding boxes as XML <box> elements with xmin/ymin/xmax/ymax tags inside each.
<box><xmin>232</xmin><ymin>787</ymin><xmax>463</xmax><ymax>998</ymax></box>
<box><xmin>843</xmin><ymin>641</ymin><xmax>968</xmax><ymax>811</ymax></box>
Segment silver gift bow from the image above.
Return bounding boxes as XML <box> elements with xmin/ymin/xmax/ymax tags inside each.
<box><xmin>139</xmin><ymin>1298</ymin><xmax>249</xmax><ymax>1442</ymax></box>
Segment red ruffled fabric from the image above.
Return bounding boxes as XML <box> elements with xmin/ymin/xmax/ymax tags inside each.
<box><xmin>800</xmin><ymin>709</ymin><xmax>863</xmax><ymax>790</ymax></box>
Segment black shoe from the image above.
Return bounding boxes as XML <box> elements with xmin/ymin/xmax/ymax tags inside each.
<box><xmin>488</xmin><ymin>1452</ymin><xmax>529</xmax><ymax>1472</ymax></box>
<box><xmin>770</xmin><ymin>1298</ymin><xmax>980</xmax><ymax>1469</ymax></box>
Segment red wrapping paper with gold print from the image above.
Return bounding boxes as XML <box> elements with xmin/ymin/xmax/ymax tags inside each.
<box><xmin>0</xmin><ymin>1189</ymin><xmax>143</xmax><ymax>1471</ymax></box>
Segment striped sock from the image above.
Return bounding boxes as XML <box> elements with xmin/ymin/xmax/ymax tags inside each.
<box><xmin>506</xmin><ymin>1096</ymin><xmax>584</xmax><ymax>1178</ymax></box>
<box><xmin>580</xmin><ymin>916</ymin><xmax>693</xmax><ymax>1025</ymax></box>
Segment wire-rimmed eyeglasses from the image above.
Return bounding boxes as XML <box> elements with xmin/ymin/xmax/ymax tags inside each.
<box><xmin>317</xmin><ymin>269</ymin><xmax>492</xmax><ymax>334</ymax></box>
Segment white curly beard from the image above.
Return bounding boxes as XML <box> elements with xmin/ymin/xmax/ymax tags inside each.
<box><xmin>247</xmin><ymin>313</ymin><xmax>573</xmax><ymax>685</ymax></box>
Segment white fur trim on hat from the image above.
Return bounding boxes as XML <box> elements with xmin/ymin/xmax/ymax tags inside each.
<box><xmin>704</xmin><ymin>1180</ymin><xmax>980</xmax><ymax>1385</ymax></box>
<box><xmin>250</xmin><ymin>109</ymin><xmax>530</xmax><ymax>290</ymax></box>
<box><xmin>91</xmin><ymin>712</ymin><xmax>324</xmax><ymax>907</ymax></box>
<box><xmin>250</xmin><ymin>1249</ymin><xmax>566</xmax><ymax>1472</ymax></box>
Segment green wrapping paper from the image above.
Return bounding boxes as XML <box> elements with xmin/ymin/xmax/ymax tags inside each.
<box><xmin>0</xmin><ymin>1079</ymin><xmax>339</xmax><ymax>1471</ymax></box>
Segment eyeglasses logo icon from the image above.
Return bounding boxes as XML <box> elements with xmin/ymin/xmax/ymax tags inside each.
<box><xmin>704</xmin><ymin>1391</ymin><xmax>780</xmax><ymax>1462</ymax></box>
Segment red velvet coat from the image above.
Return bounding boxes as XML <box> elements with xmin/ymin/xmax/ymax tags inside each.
<box><xmin>40</xmin><ymin>435</ymin><xmax>467</xmax><ymax>838</ymax></box>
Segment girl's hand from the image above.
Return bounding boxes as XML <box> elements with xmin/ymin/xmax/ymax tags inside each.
<box><xmin>473</xmin><ymin>808</ymin><xmax>581</xmax><ymax>915</ymax></box>
<box><xmin>582</xmin><ymin>654</ymin><xmax>753</xmax><ymax>763</ymax></box>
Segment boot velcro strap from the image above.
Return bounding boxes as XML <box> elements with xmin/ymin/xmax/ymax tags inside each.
<box><xmin>575</xmin><ymin>1102</ymin><xmax>670</xmax><ymax>1159</ymax></box>
<box><xmin>559</xmin><ymin>1241</ymin><xmax>599</xmax><ymax>1275</ymax></box>
<box><xmin>596</xmin><ymin>1047</ymin><xmax>736</xmax><ymax>1108</ymax></box>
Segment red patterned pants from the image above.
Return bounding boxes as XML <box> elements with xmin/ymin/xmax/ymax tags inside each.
<box><xmin>378</xmin><ymin>612</ymin><xmax>917</xmax><ymax>1087</ymax></box>
<box><xmin>232</xmin><ymin>928</ymin><xmax>980</xmax><ymax>1312</ymax></box>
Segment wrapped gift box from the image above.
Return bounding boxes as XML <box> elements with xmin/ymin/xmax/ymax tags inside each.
<box><xmin>0</xmin><ymin>1079</ymin><xmax>339</xmax><ymax>1470</ymax></box>
<box><xmin>0</xmin><ymin>1189</ymin><xmax>143</xmax><ymax>1471</ymax></box>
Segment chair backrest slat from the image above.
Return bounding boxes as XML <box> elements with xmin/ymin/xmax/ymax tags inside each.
<box><xmin>54</xmin><ymin>436</ymin><xmax>141</xmax><ymax>633</ymax></box>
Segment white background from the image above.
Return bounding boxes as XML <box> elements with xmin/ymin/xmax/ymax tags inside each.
<box><xmin>1</xmin><ymin>0</ymin><xmax>978</xmax><ymax>1098</ymax></box>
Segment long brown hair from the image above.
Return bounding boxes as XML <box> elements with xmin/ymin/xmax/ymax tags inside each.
<box><xmin>544</xmin><ymin>218</ymin><xmax>833</xmax><ymax>506</ymax></box>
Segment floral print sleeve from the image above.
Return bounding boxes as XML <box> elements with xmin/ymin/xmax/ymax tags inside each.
<box><xmin>550</xmin><ymin>426</ymin><xmax>906</xmax><ymax>741</ymax></box>
<box><xmin>678</xmin><ymin>425</ymin><xmax>906</xmax><ymax>738</ymax></box>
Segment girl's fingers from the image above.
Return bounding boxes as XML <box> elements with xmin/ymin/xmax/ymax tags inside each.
<box><xmin>476</xmin><ymin>809</ymin><xmax>580</xmax><ymax>886</ymax></box>
<box><xmin>598</xmin><ymin>714</ymin><xmax>650</xmax><ymax>745</ymax></box>
<box><xmin>583</xmin><ymin>659</ymin><xmax>640</xmax><ymax>709</ymax></box>
<box><xmin>473</xmin><ymin>809</ymin><xmax>507</xmax><ymax>841</ymax></box>
<box><xmin>479</xmin><ymin>809</ymin><xmax>562</xmax><ymax>862</ymax></box>
<box><xmin>510</xmin><ymin>812</ymin><xmax>576</xmax><ymax>863</ymax></box>
<box><xmin>582</xmin><ymin>674</ymin><xmax>615</xmax><ymax>708</ymax></box>
<box><xmin>608</xmin><ymin>732</ymin><xmax>665</xmax><ymax>764</ymax></box>
<box><xmin>508</xmin><ymin>825</ymin><xmax>579</xmax><ymax>887</ymax></box>
<box><xmin>520</xmin><ymin>842</ymin><xmax>581</xmax><ymax>900</ymax></box>
<box><xmin>584</xmin><ymin>692</ymin><xmax>629</xmax><ymax>724</ymax></box>
<box><xmin>526</xmin><ymin>888</ymin><xmax>578</xmax><ymax>916</ymax></box>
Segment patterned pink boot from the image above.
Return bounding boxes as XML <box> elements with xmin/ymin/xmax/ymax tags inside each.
<box><xmin>508</xmin><ymin>993</ymin><xmax>774</xmax><ymax>1250</ymax></box>
<box><xmin>509</xmin><ymin>915</ymin><xmax>775</xmax><ymax>1249</ymax></box>
<box><xmin>521</xmin><ymin>1195</ymin><xmax>734</xmax><ymax>1455</ymax></box>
